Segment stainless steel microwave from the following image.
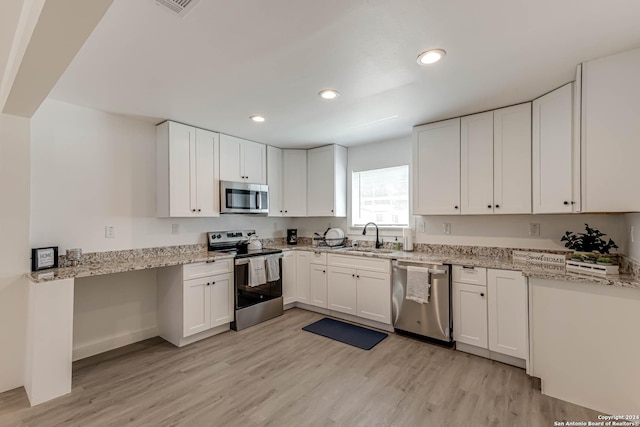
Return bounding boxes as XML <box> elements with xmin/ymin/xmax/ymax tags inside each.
<box><xmin>220</xmin><ymin>181</ymin><xmax>269</xmax><ymax>214</ymax></box>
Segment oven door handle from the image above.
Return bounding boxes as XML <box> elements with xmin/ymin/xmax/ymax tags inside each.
<box><xmin>235</xmin><ymin>255</ymin><xmax>283</xmax><ymax>266</ymax></box>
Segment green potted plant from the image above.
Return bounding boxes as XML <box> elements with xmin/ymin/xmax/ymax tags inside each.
<box><xmin>571</xmin><ymin>253</ymin><xmax>583</xmax><ymax>261</ymax></box>
<box><xmin>597</xmin><ymin>257</ymin><xmax>614</xmax><ymax>266</ymax></box>
<box><xmin>561</xmin><ymin>223</ymin><xmax>618</xmax><ymax>263</ymax></box>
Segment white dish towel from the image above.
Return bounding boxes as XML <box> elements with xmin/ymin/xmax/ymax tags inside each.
<box><xmin>249</xmin><ymin>256</ymin><xmax>267</xmax><ymax>287</ymax></box>
<box><xmin>406</xmin><ymin>266</ymin><xmax>430</xmax><ymax>304</ymax></box>
<box><xmin>265</xmin><ymin>255</ymin><xmax>280</xmax><ymax>282</ymax></box>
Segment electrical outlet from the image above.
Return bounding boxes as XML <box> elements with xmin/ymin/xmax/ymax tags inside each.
<box><xmin>529</xmin><ymin>223</ymin><xmax>540</xmax><ymax>236</ymax></box>
<box><xmin>171</xmin><ymin>224</ymin><xmax>179</xmax><ymax>234</ymax></box>
<box><xmin>631</xmin><ymin>226</ymin><xmax>635</xmax><ymax>243</ymax></box>
<box><xmin>105</xmin><ymin>225</ymin><xmax>115</xmax><ymax>239</ymax></box>
<box><xmin>419</xmin><ymin>220</ymin><xmax>425</xmax><ymax>233</ymax></box>
<box><xmin>273</xmin><ymin>222</ymin><xmax>277</xmax><ymax>230</ymax></box>
<box><xmin>443</xmin><ymin>223</ymin><xmax>451</xmax><ymax>235</ymax></box>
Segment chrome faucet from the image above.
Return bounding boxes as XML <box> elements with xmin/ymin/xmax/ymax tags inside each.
<box><xmin>362</xmin><ymin>222</ymin><xmax>383</xmax><ymax>249</ymax></box>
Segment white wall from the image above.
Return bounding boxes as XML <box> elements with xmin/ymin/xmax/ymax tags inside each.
<box><xmin>624</xmin><ymin>213</ymin><xmax>640</xmax><ymax>261</ymax></box>
<box><xmin>295</xmin><ymin>136</ymin><xmax>627</xmax><ymax>252</ymax></box>
<box><xmin>0</xmin><ymin>113</ymin><xmax>30</xmax><ymax>393</ymax></box>
<box><xmin>73</xmin><ymin>270</ymin><xmax>157</xmax><ymax>361</ymax></box>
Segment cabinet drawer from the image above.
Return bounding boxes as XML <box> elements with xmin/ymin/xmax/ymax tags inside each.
<box><xmin>327</xmin><ymin>254</ymin><xmax>391</xmax><ymax>274</ymax></box>
<box><xmin>308</xmin><ymin>251</ymin><xmax>327</xmax><ymax>265</ymax></box>
<box><xmin>183</xmin><ymin>259</ymin><xmax>231</xmax><ymax>280</ymax></box>
<box><xmin>452</xmin><ymin>265</ymin><xmax>487</xmax><ymax>286</ymax></box>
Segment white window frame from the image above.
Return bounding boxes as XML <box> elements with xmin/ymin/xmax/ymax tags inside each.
<box><xmin>350</xmin><ymin>165</ymin><xmax>410</xmax><ymax>230</ymax></box>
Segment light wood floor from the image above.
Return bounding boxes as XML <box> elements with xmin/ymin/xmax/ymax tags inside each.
<box><xmin>0</xmin><ymin>308</ymin><xmax>599</xmax><ymax>426</ymax></box>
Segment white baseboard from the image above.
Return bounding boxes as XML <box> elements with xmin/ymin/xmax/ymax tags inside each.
<box><xmin>456</xmin><ymin>342</ymin><xmax>526</xmax><ymax>369</ymax></box>
<box><xmin>72</xmin><ymin>327</ymin><xmax>158</xmax><ymax>361</ymax></box>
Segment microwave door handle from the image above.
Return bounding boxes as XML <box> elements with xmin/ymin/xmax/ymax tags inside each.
<box><xmin>256</xmin><ymin>191</ymin><xmax>261</xmax><ymax>210</ymax></box>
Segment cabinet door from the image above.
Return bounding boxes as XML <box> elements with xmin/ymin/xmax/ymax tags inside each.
<box><xmin>282</xmin><ymin>149</ymin><xmax>307</xmax><ymax>216</ymax></box>
<box><xmin>296</xmin><ymin>252</ymin><xmax>311</xmax><ymax>304</ymax></box>
<box><xmin>309</xmin><ymin>263</ymin><xmax>328</xmax><ymax>308</ymax></box>
<box><xmin>356</xmin><ymin>270</ymin><xmax>391</xmax><ymax>324</ymax></box>
<box><xmin>582</xmin><ymin>48</ymin><xmax>640</xmax><ymax>212</ymax></box>
<box><xmin>267</xmin><ymin>146</ymin><xmax>283</xmax><ymax>216</ymax></box>
<box><xmin>493</xmin><ymin>103</ymin><xmax>532</xmax><ymax>214</ymax></box>
<box><xmin>452</xmin><ymin>282</ymin><xmax>488</xmax><ymax>348</ymax></box>
<box><xmin>461</xmin><ymin>112</ymin><xmax>494</xmax><ymax>214</ymax></box>
<box><xmin>282</xmin><ymin>251</ymin><xmax>297</xmax><ymax>305</ymax></box>
<box><xmin>487</xmin><ymin>269</ymin><xmax>528</xmax><ymax>359</ymax></box>
<box><xmin>209</xmin><ymin>274</ymin><xmax>232</xmax><ymax>328</ymax></box>
<box><xmin>183</xmin><ymin>277</ymin><xmax>211</xmax><ymax>337</ymax></box>
<box><xmin>533</xmin><ymin>83</ymin><xmax>576</xmax><ymax>214</ymax></box>
<box><xmin>413</xmin><ymin>118</ymin><xmax>461</xmax><ymax>215</ymax></box>
<box><xmin>168</xmin><ymin>122</ymin><xmax>196</xmax><ymax>217</ymax></box>
<box><xmin>195</xmin><ymin>129</ymin><xmax>219</xmax><ymax>217</ymax></box>
<box><xmin>327</xmin><ymin>266</ymin><xmax>357</xmax><ymax>315</ymax></box>
<box><xmin>241</xmin><ymin>140</ymin><xmax>267</xmax><ymax>184</ymax></box>
<box><xmin>219</xmin><ymin>134</ymin><xmax>243</xmax><ymax>182</ymax></box>
<box><xmin>307</xmin><ymin>145</ymin><xmax>335</xmax><ymax>216</ymax></box>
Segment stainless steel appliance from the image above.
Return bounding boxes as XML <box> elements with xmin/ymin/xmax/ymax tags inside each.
<box><xmin>207</xmin><ymin>230</ymin><xmax>283</xmax><ymax>331</ymax></box>
<box><xmin>392</xmin><ymin>260</ymin><xmax>452</xmax><ymax>343</ymax></box>
<box><xmin>220</xmin><ymin>181</ymin><xmax>269</xmax><ymax>214</ymax></box>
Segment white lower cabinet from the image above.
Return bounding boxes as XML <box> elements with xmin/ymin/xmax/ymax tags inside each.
<box><xmin>158</xmin><ymin>259</ymin><xmax>234</xmax><ymax>347</ymax></box>
<box><xmin>327</xmin><ymin>266</ymin><xmax>357</xmax><ymax>315</ymax></box>
<box><xmin>282</xmin><ymin>251</ymin><xmax>297</xmax><ymax>306</ymax></box>
<box><xmin>355</xmin><ymin>270</ymin><xmax>391</xmax><ymax>324</ymax></box>
<box><xmin>452</xmin><ymin>266</ymin><xmax>528</xmax><ymax>365</ymax></box>
<box><xmin>309</xmin><ymin>263</ymin><xmax>328</xmax><ymax>308</ymax></box>
<box><xmin>294</xmin><ymin>252</ymin><xmax>392</xmax><ymax>326</ymax></box>
<box><xmin>453</xmin><ymin>281</ymin><xmax>488</xmax><ymax>348</ymax></box>
<box><xmin>296</xmin><ymin>251</ymin><xmax>311</xmax><ymax>304</ymax></box>
<box><xmin>487</xmin><ymin>269</ymin><xmax>529</xmax><ymax>359</ymax></box>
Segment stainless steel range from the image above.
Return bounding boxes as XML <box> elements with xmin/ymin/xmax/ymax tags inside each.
<box><xmin>207</xmin><ymin>230</ymin><xmax>283</xmax><ymax>331</ymax></box>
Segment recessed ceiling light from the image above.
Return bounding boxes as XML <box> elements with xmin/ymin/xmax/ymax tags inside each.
<box><xmin>318</xmin><ymin>89</ymin><xmax>340</xmax><ymax>100</ymax></box>
<box><xmin>250</xmin><ymin>115</ymin><xmax>266</xmax><ymax>122</ymax></box>
<box><xmin>417</xmin><ymin>49</ymin><xmax>446</xmax><ymax>65</ymax></box>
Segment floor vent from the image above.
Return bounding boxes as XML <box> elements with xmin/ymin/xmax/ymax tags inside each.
<box><xmin>155</xmin><ymin>0</ymin><xmax>201</xmax><ymax>17</ymax></box>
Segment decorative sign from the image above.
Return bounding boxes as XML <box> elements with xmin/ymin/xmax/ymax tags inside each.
<box><xmin>512</xmin><ymin>251</ymin><xmax>567</xmax><ymax>272</ymax></box>
<box><xmin>31</xmin><ymin>246</ymin><xmax>59</xmax><ymax>271</ymax></box>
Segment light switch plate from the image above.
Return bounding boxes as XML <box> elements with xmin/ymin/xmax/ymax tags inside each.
<box><xmin>443</xmin><ymin>223</ymin><xmax>451</xmax><ymax>234</ymax></box>
<box><xmin>171</xmin><ymin>224</ymin><xmax>179</xmax><ymax>234</ymax></box>
<box><xmin>529</xmin><ymin>223</ymin><xmax>540</xmax><ymax>236</ymax></box>
<box><xmin>105</xmin><ymin>225</ymin><xmax>115</xmax><ymax>239</ymax></box>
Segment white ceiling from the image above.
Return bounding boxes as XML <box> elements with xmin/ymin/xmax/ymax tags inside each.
<box><xmin>50</xmin><ymin>0</ymin><xmax>640</xmax><ymax>148</ymax></box>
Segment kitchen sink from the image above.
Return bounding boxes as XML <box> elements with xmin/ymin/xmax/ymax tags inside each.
<box><xmin>346</xmin><ymin>248</ymin><xmax>395</xmax><ymax>254</ymax></box>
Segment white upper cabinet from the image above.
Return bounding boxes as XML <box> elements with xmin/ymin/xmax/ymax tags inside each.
<box><xmin>493</xmin><ymin>103</ymin><xmax>532</xmax><ymax>214</ymax></box>
<box><xmin>460</xmin><ymin>105</ymin><xmax>532</xmax><ymax>216</ymax></box>
<box><xmin>307</xmin><ymin>145</ymin><xmax>347</xmax><ymax>217</ymax></box>
<box><xmin>219</xmin><ymin>134</ymin><xmax>266</xmax><ymax>184</ymax></box>
<box><xmin>581</xmin><ymin>48</ymin><xmax>640</xmax><ymax>212</ymax></box>
<box><xmin>413</xmin><ymin>118</ymin><xmax>461</xmax><ymax>215</ymax></box>
<box><xmin>283</xmin><ymin>149</ymin><xmax>307</xmax><ymax>216</ymax></box>
<box><xmin>157</xmin><ymin>121</ymin><xmax>219</xmax><ymax>217</ymax></box>
<box><xmin>461</xmin><ymin>112</ymin><xmax>494</xmax><ymax>214</ymax></box>
<box><xmin>267</xmin><ymin>146</ymin><xmax>283</xmax><ymax>217</ymax></box>
<box><xmin>533</xmin><ymin>83</ymin><xmax>580</xmax><ymax>214</ymax></box>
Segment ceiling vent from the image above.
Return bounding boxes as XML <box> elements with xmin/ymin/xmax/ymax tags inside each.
<box><xmin>155</xmin><ymin>0</ymin><xmax>201</xmax><ymax>17</ymax></box>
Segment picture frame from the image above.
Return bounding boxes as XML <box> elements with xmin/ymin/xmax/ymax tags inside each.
<box><xmin>31</xmin><ymin>246</ymin><xmax>59</xmax><ymax>271</ymax></box>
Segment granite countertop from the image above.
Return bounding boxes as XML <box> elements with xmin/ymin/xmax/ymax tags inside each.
<box><xmin>28</xmin><ymin>251</ymin><xmax>235</xmax><ymax>283</ymax></box>
<box><xmin>28</xmin><ymin>242</ymin><xmax>640</xmax><ymax>290</ymax></box>
<box><xmin>273</xmin><ymin>244</ymin><xmax>640</xmax><ymax>290</ymax></box>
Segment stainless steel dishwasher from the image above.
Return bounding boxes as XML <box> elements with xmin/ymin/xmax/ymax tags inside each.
<box><xmin>391</xmin><ymin>260</ymin><xmax>452</xmax><ymax>343</ymax></box>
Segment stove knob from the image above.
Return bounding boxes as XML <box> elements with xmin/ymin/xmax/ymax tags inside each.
<box><xmin>217</xmin><ymin>234</ymin><xmax>222</xmax><ymax>239</ymax></box>
<box><xmin>211</xmin><ymin>235</ymin><xmax>216</xmax><ymax>240</ymax></box>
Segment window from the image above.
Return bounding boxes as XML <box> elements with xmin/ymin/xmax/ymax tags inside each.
<box><xmin>352</xmin><ymin>165</ymin><xmax>409</xmax><ymax>227</ymax></box>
